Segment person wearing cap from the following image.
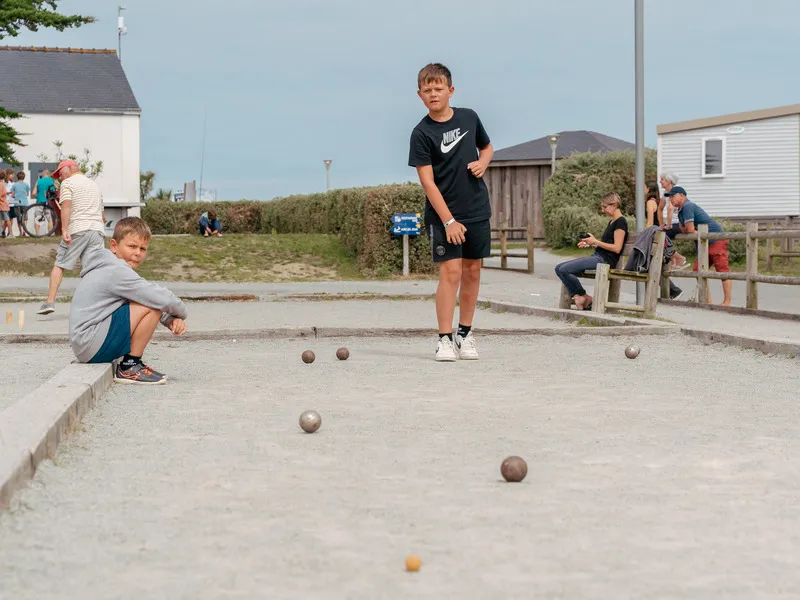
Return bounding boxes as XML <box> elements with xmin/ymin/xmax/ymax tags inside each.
<box><xmin>37</xmin><ymin>160</ymin><xmax>106</xmax><ymax>315</ymax></box>
<box><xmin>664</xmin><ymin>186</ymin><xmax>732</xmax><ymax>306</ymax></box>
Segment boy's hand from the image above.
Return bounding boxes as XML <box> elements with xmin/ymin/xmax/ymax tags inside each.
<box><xmin>63</xmin><ymin>231</ymin><xmax>72</xmax><ymax>246</ymax></box>
<box><xmin>169</xmin><ymin>318</ymin><xmax>187</xmax><ymax>336</ymax></box>
<box><xmin>467</xmin><ymin>160</ymin><xmax>488</xmax><ymax>178</ymax></box>
<box><xmin>446</xmin><ymin>221</ymin><xmax>467</xmax><ymax>245</ymax></box>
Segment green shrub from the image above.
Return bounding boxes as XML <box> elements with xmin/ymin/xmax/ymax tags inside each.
<box><xmin>141</xmin><ymin>183</ymin><xmax>434</xmax><ymax>276</ymax></box>
<box><xmin>142</xmin><ymin>200</ymin><xmax>263</xmax><ymax>234</ymax></box>
<box><xmin>542</xmin><ymin>150</ymin><xmax>658</xmax><ymax>248</ymax></box>
<box><xmin>673</xmin><ymin>219</ymin><xmax>746</xmax><ymax>264</ymax></box>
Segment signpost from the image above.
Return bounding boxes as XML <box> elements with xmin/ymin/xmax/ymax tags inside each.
<box><xmin>391</xmin><ymin>213</ymin><xmax>421</xmax><ymax>276</ymax></box>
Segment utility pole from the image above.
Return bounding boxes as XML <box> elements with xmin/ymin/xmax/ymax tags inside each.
<box><xmin>323</xmin><ymin>159</ymin><xmax>332</xmax><ymax>192</ymax></box>
<box><xmin>634</xmin><ymin>0</ymin><xmax>645</xmax><ymax>303</ymax></box>
<box><xmin>117</xmin><ymin>6</ymin><xmax>127</xmax><ymax>62</ymax></box>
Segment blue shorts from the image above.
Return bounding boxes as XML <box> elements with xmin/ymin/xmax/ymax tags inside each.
<box><xmin>89</xmin><ymin>303</ymin><xmax>132</xmax><ymax>363</ymax></box>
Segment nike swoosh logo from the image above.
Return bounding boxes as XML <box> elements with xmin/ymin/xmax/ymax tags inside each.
<box><xmin>441</xmin><ymin>130</ymin><xmax>469</xmax><ymax>154</ymax></box>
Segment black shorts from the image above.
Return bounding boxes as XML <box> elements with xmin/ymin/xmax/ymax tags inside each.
<box><xmin>428</xmin><ymin>218</ymin><xmax>492</xmax><ymax>263</ymax></box>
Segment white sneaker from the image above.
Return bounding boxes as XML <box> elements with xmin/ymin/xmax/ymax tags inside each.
<box><xmin>456</xmin><ymin>331</ymin><xmax>480</xmax><ymax>360</ymax></box>
<box><xmin>435</xmin><ymin>336</ymin><xmax>457</xmax><ymax>362</ymax></box>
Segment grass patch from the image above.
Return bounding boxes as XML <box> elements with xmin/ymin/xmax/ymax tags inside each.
<box><xmin>0</xmin><ymin>234</ymin><xmax>368</xmax><ymax>283</ymax></box>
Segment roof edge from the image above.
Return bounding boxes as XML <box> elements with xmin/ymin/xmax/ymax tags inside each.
<box><xmin>0</xmin><ymin>45</ymin><xmax>117</xmax><ymax>54</ymax></box>
<box><xmin>657</xmin><ymin>103</ymin><xmax>800</xmax><ymax>135</ymax></box>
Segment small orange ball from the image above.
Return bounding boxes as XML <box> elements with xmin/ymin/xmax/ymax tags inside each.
<box><xmin>405</xmin><ymin>555</ymin><xmax>422</xmax><ymax>572</ymax></box>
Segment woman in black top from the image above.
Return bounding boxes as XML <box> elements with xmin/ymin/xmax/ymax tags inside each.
<box><xmin>554</xmin><ymin>192</ymin><xmax>629</xmax><ymax>311</ymax></box>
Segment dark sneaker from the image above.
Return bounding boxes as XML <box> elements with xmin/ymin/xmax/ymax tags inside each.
<box><xmin>669</xmin><ymin>288</ymin><xmax>685</xmax><ymax>301</ymax></box>
<box><xmin>114</xmin><ymin>362</ymin><xmax>167</xmax><ymax>385</ymax></box>
<box><xmin>37</xmin><ymin>302</ymin><xmax>55</xmax><ymax>315</ymax></box>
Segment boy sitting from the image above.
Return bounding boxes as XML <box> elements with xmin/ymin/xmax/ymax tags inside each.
<box><xmin>69</xmin><ymin>217</ymin><xmax>188</xmax><ymax>385</ymax></box>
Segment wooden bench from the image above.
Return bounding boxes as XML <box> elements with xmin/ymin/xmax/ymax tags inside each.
<box><xmin>557</xmin><ymin>230</ymin><xmax>666</xmax><ymax>318</ymax></box>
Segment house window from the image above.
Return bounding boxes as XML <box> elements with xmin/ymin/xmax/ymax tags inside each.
<box><xmin>702</xmin><ymin>137</ymin><xmax>725</xmax><ymax>177</ymax></box>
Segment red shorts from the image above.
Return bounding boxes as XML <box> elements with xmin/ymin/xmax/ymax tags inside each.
<box><xmin>694</xmin><ymin>240</ymin><xmax>730</xmax><ymax>273</ymax></box>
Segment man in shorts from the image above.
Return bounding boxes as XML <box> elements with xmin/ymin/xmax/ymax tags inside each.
<box><xmin>665</xmin><ymin>186</ymin><xmax>733</xmax><ymax>306</ymax></box>
<box><xmin>38</xmin><ymin>160</ymin><xmax>106</xmax><ymax>315</ymax></box>
<box><xmin>408</xmin><ymin>63</ymin><xmax>494</xmax><ymax>362</ymax></box>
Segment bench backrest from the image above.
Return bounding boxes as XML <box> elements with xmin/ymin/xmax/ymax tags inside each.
<box><xmin>615</xmin><ymin>232</ymin><xmax>639</xmax><ymax>268</ymax></box>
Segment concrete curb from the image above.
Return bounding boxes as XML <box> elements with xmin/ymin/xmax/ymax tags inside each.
<box><xmin>681</xmin><ymin>328</ymin><xmax>800</xmax><ymax>359</ymax></box>
<box><xmin>0</xmin><ymin>363</ymin><xmax>112</xmax><ymax>509</ymax></box>
<box><xmin>660</xmin><ymin>298</ymin><xmax>800</xmax><ymax>323</ymax></box>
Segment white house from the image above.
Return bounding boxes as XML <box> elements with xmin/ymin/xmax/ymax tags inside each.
<box><xmin>0</xmin><ymin>46</ymin><xmax>143</xmax><ymax>228</ymax></box>
<box><xmin>657</xmin><ymin>104</ymin><xmax>800</xmax><ymax>219</ymax></box>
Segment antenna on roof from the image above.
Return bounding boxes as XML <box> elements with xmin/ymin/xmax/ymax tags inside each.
<box><xmin>117</xmin><ymin>6</ymin><xmax>127</xmax><ymax>63</ymax></box>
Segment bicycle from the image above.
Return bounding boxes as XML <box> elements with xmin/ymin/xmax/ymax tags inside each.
<box><xmin>19</xmin><ymin>189</ymin><xmax>61</xmax><ymax>238</ymax></box>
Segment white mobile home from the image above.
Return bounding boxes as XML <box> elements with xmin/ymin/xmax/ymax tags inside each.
<box><xmin>657</xmin><ymin>104</ymin><xmax>800</xmax><ymax>219</ymax></box>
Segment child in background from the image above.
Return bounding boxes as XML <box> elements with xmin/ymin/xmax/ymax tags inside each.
<box><xmin>10</xmin><ymin>170</ymin><xmax>31</xmax><ymax>237</ymax></box>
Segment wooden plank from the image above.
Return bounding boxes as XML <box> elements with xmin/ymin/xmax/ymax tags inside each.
<box><xmin>745</xmin><ymin>222</ymin><xmax>758</xmax><ymax>309</ymax></box>
<box><xmin>697</xmin><ymin>224</ymin><xmax>710</xmax><ymax>304</ymax></box>
<box><xmin>643</xmin><ymin>231</ymin><xmax>666</xmax><ymax>318</ymax></box>
<box><xmin>608</xmin><ymin>271</ymin><xmax>649</xmax><ymax>282</ymax></box>
<box><xmin>766</xmin><ymin>223</ymin><xmax>774</xmax><ymax>271</ymax></box>
<box><xmin>500</xmin><ymin>220</ymin><xmax>508</xmax><ymax>270</ymax></box>
<box><xmin>605</xmin><ymin>301</ymin><xmax>646</xmax><ymax>312</ymax></box>
<box><xmin>593</xmin><ymin>264</ymin><xmax>610</xmax><ymax>314</ymax></box>
<box><xmin>526</xmin><ymin>221</ymin><xmax>535</xmax><ymax>274</ymax></box>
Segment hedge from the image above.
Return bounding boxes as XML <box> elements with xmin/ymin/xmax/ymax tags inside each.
<box><xmin>542</xmin><ymin>150</ymin><xmax>658</xmax><ymax>248</ymax></box>
<box><xmin>141</xmin><ymin>183</ymin><xmax>435</xmax><ymax>276</ymax></box>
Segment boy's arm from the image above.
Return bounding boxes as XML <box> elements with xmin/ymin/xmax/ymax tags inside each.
<box><xmin>415</xmin><ymin>166</ymin><xmax>466</xmax><ymax>245</ymax></box>
<box><xmin>468</xmin><ymin>143</ymin><xmax>493</xmax><ymax>178</ymax></box>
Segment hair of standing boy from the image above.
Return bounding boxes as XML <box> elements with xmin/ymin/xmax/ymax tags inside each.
<box><xmin>417</xmin><ymin>63</ymin><xmax>452</xmax><ymax>89</ymax></box>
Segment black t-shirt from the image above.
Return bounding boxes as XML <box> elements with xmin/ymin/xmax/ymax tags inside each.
<box><xmin>596</xmin><ymin>216</ymin><xmax>629</xmax><ymax>265</ymax></box>
<box><xmin>408</xmin><ymin>107</ymin><xmax>491</xmax><ymax>224</ymax></box>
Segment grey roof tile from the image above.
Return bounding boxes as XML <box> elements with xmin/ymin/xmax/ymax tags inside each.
<box><xmin>0</xmin><ymin>46</ymin><xmax>140</xmax><ymax>114</ymax></box>
<box><xmin>493</xmin><ymin>130</ymin><xmax>634</xmax><ymax>161</ymax></box>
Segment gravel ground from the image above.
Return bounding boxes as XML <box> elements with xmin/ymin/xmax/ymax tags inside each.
<box><xmin>2</xmin><ymin>335</ymin><xmax>800</xmax><ymax>599</ymax></box>
<box><xmin>0</xmin><ymin>300</ymin><xmax>570</xmax><ymax>336</ymax></box>
<box><xmin>0</xmin><ymin>343</ymin><xmax>73</xmax><ymax>411</ymax></box>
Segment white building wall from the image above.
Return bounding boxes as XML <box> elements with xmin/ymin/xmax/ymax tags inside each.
<box><xmin>14</xmin><ymin>112</ymin><xmax>141</xmax><ymax>212</ymax></box>
<box><xmin>658</xmin><ymin>114</ymin><xmax>800</xmax><ymax>217</ymax></box>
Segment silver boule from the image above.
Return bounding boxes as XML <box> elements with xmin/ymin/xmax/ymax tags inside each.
<box><xmin>299</xmin><ymin>410</ymin><xmax>322</xmax><ymax>433</ymax></box>
<box><xmin>625</xmin><ymin>345</ymin><xmax>641</xmax><ymax>359</ymax></box>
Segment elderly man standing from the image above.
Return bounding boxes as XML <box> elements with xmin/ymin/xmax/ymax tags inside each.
<box><xmin>37</xmin><ymin>160</ymin><xmax>106</xmax><ymax>315</ymax></box>
<box><xmin>665</xmin><ymin>186</ymin><xmax>733</xmax><ymax>306</ymax></box>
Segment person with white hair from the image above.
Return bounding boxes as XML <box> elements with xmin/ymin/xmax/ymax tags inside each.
<box><xmin>659</xmin><ymin>172</ymin><xmax>689</xmax><ymax>269</ymax></box>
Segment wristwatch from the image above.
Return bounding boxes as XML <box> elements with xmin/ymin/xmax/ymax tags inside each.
<box><xmin>443</xmin><ymin>218</ymin><xmax>455</xmax><ymax>227</ymax></box>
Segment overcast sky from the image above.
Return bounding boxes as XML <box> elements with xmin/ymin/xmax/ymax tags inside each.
<box><xmin>8</xmin><ymin>0</ymin><xmax>800</xmax><ymax>200</ymax></box>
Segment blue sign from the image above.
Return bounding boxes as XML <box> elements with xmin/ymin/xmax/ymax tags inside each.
<box><xmin>391</xmin><ymin>213</ymin><xmax>421</xmax><ymax>236</ymax></box>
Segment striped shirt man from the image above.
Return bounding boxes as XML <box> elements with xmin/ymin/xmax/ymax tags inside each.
<box><xmin>60</xmin><ymin>172</ymin><xmax>105</xmax><ymax>236</ymax></box>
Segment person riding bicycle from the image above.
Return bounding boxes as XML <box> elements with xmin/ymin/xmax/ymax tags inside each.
<box><xmin>37</xmin><ymin>160</ymin><xmax>106</xmax><ymax>316</ymax></box>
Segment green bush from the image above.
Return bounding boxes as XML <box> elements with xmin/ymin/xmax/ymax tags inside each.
<box><xmin>141</xmin><ymin>183</ymin><xmax>434</xmax><ymax>276</ymax></box>
<box><xmin>673</xmin><ymin>219</ymin><xmax>746</xmax><ymax>264</ymax></box>
<box><xmin>142</xmin><ymin>200</ymin><xmax>264</xmax><ymax>235</ymax></box>
<box><xmin>542</xmin><ymin>150</ymin><xmax>658</xmax><ymax>248</ymax></box>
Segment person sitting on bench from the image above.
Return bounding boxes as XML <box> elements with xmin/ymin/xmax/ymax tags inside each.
<box><xmin>554</xmin><ymin>192</ymin><xmax>629</xmax><ymax>311</ymax></box>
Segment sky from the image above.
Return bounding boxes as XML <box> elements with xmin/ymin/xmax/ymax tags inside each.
<box><xmin>7</xmin><ymin>0</ymin><xmax>800</xmax><ymax>200</ymax></box>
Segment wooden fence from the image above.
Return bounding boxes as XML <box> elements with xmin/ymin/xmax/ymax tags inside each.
<box><xmin>664</xmin><ymin>223</ymin><xmax>800</xmax><ymax>309</ymax></box>
<box><xmin>482</xmin><ymin>220</ymin><xmax>535</xmax><ymax>274</ymax></box>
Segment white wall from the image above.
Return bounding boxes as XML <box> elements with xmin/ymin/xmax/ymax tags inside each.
<box><xmin>658</xmin><ymin>114</ymin><xmax>800</xmax><ymax>217</ymax></box>
<box><xmin>14</xmin><ymin>112</ymin><xmax>141</xmax><ymax>208</ymax></box>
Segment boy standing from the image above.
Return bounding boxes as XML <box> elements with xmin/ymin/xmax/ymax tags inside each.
<box><xmin>69</xmin><ymin>217</ymin><xmax>188</xmax><ymax>384</ymax></box>
<box><xmin>408</xmin><ymin>63</ymin><xmax>494</xmax><ymax>362</ymax></box>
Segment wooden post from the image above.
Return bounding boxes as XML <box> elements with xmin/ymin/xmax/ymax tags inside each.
<box><xmin>697</xmin><ymin>224</ymin><xmax>709</xmax><ymax>304</ymax></box>
<box><xmin>745</xmin><ymin>221</ymin><xmax>758</xmax><ymax>309</ymax></box>
<box><xmin>766</xmin><ymin>223</ymin><xmax>774</xmax><ymax>271</ymax></box>
<box><xmin>500</xmin><ymin>220</ymin><xmax>508</xmax><ymax>270</ymax></box>
<box><xmin>402</xmin><ymin>234</ymin><xmax>410</xmax><ymax>277</ymax></box>
<box><xmin>526</xmin><ymin>222</ymin><xmax>535</xmax><ymax>274</ymax></box>
<box><xmin>593</xmin><ymin>264</ymin><xmax>610</xmax><ymax>314</ymax></box>
<box><xmin>643</xmin><ymin>231</ymin><xmax>666</xmax><ymax>318</ymax></box>
<box><xmin>781</xmin><ymin>217</ymin><xmax>790</xmax><ymax>265</ymax></box>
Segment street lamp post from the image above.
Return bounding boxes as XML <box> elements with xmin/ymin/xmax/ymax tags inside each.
<box><xmin>634</xmin><ymin>0</ymin><xmax>645</xmax><ymax>303</ymax></box>
<box><xmin>117</xmin><ymin>6</ymin><xmax>127</xmax><ymax>62</ymax></box>
<box><xmin>323</xmin><ymin>159</ymin><xmax>332</xmax><ymax>192</ymax></box>
<box><xmin>547</xmin><ymin>134</ymin><xmax>560</xmax><ymax>175</ymax></box>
